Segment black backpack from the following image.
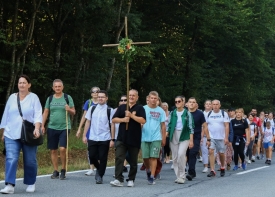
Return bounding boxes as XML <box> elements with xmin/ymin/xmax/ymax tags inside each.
<box><xmin>48</xmin><ymin>93</ymin><xmax>70</xmax><ymax>105</ymax></box>
<box><xmin>208</xmin><ymin>110</ymin><xmax>225</xmax><ymax>118</ymax></box>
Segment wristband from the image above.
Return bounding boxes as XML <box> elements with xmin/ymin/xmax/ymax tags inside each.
<box><xmin>111</xmin><ymin>139</ymin><xmax>115</xmax><ymax>142</ymax></box>
<box><xmin>207</xmin><ymin>139</ymin><xmax>211</xmax><ymax>141</ymax></box>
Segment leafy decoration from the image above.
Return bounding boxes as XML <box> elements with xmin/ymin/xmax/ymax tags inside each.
<box><xmin>118</xmin><ymin>38</ymin><xmax>136</xmax><ymax>62</ymax></box>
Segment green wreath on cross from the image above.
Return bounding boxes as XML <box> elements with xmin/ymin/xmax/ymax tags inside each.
<box><xmin>117</xmin><ymin>38</ymin><xmax>136</xmax><ymax>63</ymax></box>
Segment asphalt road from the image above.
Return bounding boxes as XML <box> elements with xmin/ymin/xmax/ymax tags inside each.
<box><xmin>1</xmin><ymin>156</ymin><xmax>274</xmax><ymax>197</ymax></box>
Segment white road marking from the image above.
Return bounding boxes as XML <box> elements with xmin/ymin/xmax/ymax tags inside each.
<box><xmin>235</xmin><ymin>166</ymin><xmax>269</xmax><ymax>175</ymax></box>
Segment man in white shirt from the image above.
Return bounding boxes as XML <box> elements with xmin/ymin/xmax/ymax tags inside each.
<box><xmin>206</xmin><ymin>100</ymin><xmax>229</xmax><ymax>178</ymax></box>
<box><xmin>82</xmin><ymin>90</ymin><xmax>115</xmax><ymax>184</ymax></box>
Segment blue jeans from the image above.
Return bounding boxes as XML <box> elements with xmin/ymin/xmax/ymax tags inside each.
<box><xmin>4</xmin><ymin>137</ymin><xmax>38</xmax><ymax>186</ymax></box>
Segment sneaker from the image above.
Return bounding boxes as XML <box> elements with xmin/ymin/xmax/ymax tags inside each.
<box><xmin>256</xmin><ymin>155</ymin><xmax>260</xmax><ymax>160</ymax></box>
<box><xmin>110</xmin><ymin>179</ymin><xmax>123</xmax><ymax>187</ymax></box>
<box><xmin>51</xmin><ymin>170</ymin><xmax>59</xmax><ymax>179</ymax></box>
<box><xmin>202</xmin><ymin>167</ymin><xmax>208</xmax><ymax>173</ymax></box>
<box><xmin>177</xmin><ymin>178</ymin><xmax>185</xmax><ymax>184</ymax></box>
<box><xmin>140</xmin><ymin>164</ymin><xmax>146</xmax><ymax>171</ymax></box>
<box><xmin>233</xmin><ymin>165</ymin><xmax>238</xmax><ymax>171</ymax></box>
<box><xmin>60</xmin><ymin>169</ymin><xmax>66</xmax><ymax>180</ymax></box>
<box><xmin>207</xmin><ymin>170</ymin><xmax>216</xmax><ymax>177</ymax></box>
<box><xmin>241</xmin><ymin>162</ymin><xmax>246</xmax><ymax>170</ymax></box>
<box><xmin>220</xmin><ymin>168</ymin><xmax>225</xmax><ymax>177</ymax></box>
<box><xmin>171</xmin><ymin>164</ymin><xmax>174</xmax><ymax>170</ymax></box>
<box><xmin>251</xmin><ymin>156</ymin><xmax>255</xmax><ymax>162</ymax></box>
<box><xmin>238</xmin><ymin>164</ymin><xmax>241</xmax><ymax>168</ymax></box>
<box><xmin>247</xmin><ymin>160</ymin><xmax>251</xmax><ymax>164</ymax></box>
<box><xmin>26</xmin><ymin>184</ymin><xmax>35</xmax><ymax>193</ymax></box>
<box><xmin>174</xmin><ymin>178</ymin><xmax>179</xmax><ymax>183</ymax></box>
<box><xmin>123</xmin><ymin>166</ymin><xmax>128</xmax><ymax>173</ymax></box>
<box><xmin>127</xmin><ymin>180</ymin><xmax>134</xmax><ymax>187</ymax></box>
<box><xmin>146</xmin><ymin>171</ymin><xmax>151</xmax><ymax>180</ymax></box>
<box><xmin>267</xmin><ymin>160</ymin><xmax>271</xmax><ymax>165</ymax></box>
<box><xmin>85</xmin><ymin>169</ymin><xmax>95</xmax><ymax>176</ymax></box>
<box><xmin>226</xmin><ymin>164</ymin><xmax>231</xmax><ymax>170</ymax></box>
<box><xmin>260</xmin><ymin>154</ymin><xmax>264</xmax><ymax>160</ymax></box>
<box><xmin>154</xmin><ymin>174</ymin><xmax>161</xmax><ymax>180</ymax></box>
<box><xmin>148</xmin><ymin>176</ymin><xmax>155</xmax><ymax>185</ymax></box>
<box><xmin>198</xmin><ymin>156</ymin><xmax>202</xmax><ymax>162</ymax></box>
<box><xmin>0</xmin><ymin>185</ymin><xmax>14</xmax><ymax>194</ymax></box>
<box><xmin>186</xmin><ymin>174</ymin><xmax>194</xmax><ymax>181</ymax></box>
<box><xmin>96</xmin><ymin>176</ymin><xmax>103</xmax><ymax>184</ymax></box>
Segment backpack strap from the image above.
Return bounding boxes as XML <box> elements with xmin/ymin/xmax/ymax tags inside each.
<box><xmin>90</xmin><ymin>105</ymin><xmax>97</xmax><ymax>117</ymax></box>
<box><xmin>107</xmin><ymin>106</ymin><xmax>111</xmax><ymax>131</ymax></box>
<box><xmin>64</xmin><ymin>93</ymin><xmax>69</xmax><ymax>105</ymax></box>
<box><xmin>221</xmin><ymin>110</ymin><xmax>224</xmax><ymax>118</ymax></box>
<box><xmin>48</xmin><ymin>95</ymin><xmax>53</xmax><ymax>105</ymax></box>
<box><xmin>88</xmin><ymin>99</ymin><xmax>93</xmax><ymax>108</ymax></box>
<box><xmin>207</xmin><ymin>111</ymin><xmax>212</xmax><ymax>118</ymax></box>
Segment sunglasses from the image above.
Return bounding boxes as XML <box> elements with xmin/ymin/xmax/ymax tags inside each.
<box><xmin>120</xmin><ymin>99</ymin><xmax>127</xmax><ymax>102</ymax></box>
<box><xmin>91</xmin><ymin>90</ymin><xmax>99</xmax><ymax>93</ymax></box>
<box><xmin>175</xmin><ymin>100</ymin><xmax>182</xmax><ymax>104</ymax></box>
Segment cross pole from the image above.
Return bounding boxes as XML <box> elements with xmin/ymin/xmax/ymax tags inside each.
<box><xmin>103</xmin><ymin>17</ymin><xmax>151</xmax><ymax>130</ymax></box>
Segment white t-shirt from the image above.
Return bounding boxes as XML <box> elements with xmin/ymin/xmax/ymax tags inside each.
<box><xmin>206</xmin><ymin>110</ymin><xmax>230</xmax><ymax>140</ymax></box>
<box><xmin>263</xmin><ymin>127</ymin><xmax>275</xmax><ymax>143</ymax></box>
<box><xmin>265</xmin><ymin>119</ymin><xmax>275</xmax><ymax>129</ymax></box>
<box><xmin>0</xmin><ymin>93</ymin><xmax>42</xmax><ymax>140</ymax></box>
<box><xmin>175</xmin><ymin>111</ymin><xmax>184</xmax><ymax>130</ymax></box>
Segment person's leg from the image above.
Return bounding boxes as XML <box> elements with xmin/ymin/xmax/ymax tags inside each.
<box><xmin>148</xmin><ymin>140</ymin><xmax>161</xmax><ymax>177</ymax></box>
<box><xmin>97</xmin><ymin>140</ymin><xmax>110</xmax><ymax>177</ymax></box>
<box><xmin>238</xmin><ymin>141</ymin><xmax>245</xmax><ymax>164</ymax></box>
<box><xmin>170</xmin><ymin>141</ymin><xmax>179</xmax><ymax>178</ymax></box>
<box><xmin>188</xmin><ymin>138</ymin><xmax>200</xmax><ymax>177</ymax></box>
<box><xmin>47</xmin><ymin>128</ymin><xmax>60</xmax><ymax>172</ymax></box>
<box><xmin>127</xmin><ymin>145</ymin><xmax>139</xmax><ymax>181</ymax></box>
<box><xmin>233</xmin><ymin>143</ymin><xmax>239</xmax><ymax>166</ymax></box>
<box><xmin>4</xmin><ymin>137</ymin><xmax>21</xmax><ymax>186</ymax></box>
<box><xmin>149</xmin><ymin>158</ymin><xmax>157</xmax><ymax>176</ymax></box>
<box><xmin>201</xmin><ymin>137</ymin><xmax>209</xmax><ymax>169</ymax></box>
<box><xmin>268</xmin><ymin>145</ymin><xmax>272</xmax><ymax>160</ymax></box>
<box><xmin>141</xmin><ymin>142</ymin><xmax>150</xmax><ymax>170</ymax></box>
<box><xmin>88</xmin><ymin>140</ymin><xmax>99</xmax><ymax>171</ymax></box>
<box><xmin>209</xmin><ymin>139</ymin><xmax>216</xmax><ymax>171</ymax></box>
<box><xmin>114</xmin><ymin>141</ymin><xmax>127</xmax><ymax>182</ymax></box>
<box><xmin>59</xmin><ymin>129</ymin><xmax>69</xmax><ymax>170</ymax></box>
<box><xmin>178</xmin><ymin>140</ymin><xmax>190</xmax><ymax>179</ymax></box>
<box><xmin>22</xmin><ymin>144</ymin><xmax>38</xmax><ymax>185</ymax></box>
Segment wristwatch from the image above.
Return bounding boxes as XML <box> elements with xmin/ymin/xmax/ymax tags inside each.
<box><xmin>111</xmin><ymin>139</ymin><xmax>115</xmax><ymax>142</ymax></box>
<box><xmin>207</xmin><ymin>139</ymin><xmax>211</xmax><ymax>141</ymax></box>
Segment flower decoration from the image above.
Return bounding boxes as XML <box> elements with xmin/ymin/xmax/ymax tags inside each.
<box><xmin>118</xmin><ymin>38</ymin><xmax>136</xmax><ymax>62</ymax></box>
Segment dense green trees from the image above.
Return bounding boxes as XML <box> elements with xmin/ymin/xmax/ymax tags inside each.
<box><xmin>1</xmin><ymin>0</ymin><xmax>275</xmax><ymax>122</ymax></box>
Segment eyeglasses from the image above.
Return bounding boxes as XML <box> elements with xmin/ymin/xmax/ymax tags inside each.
<box><xmin>98</xmin><ymin>96</ymin><xmax>106</xmax><ymax>99</ymax></box>
<box><xmin>91</xmin><ymin>90</ymin><xmax>99</xmax><ymax>93</ymax></box>
<box><xmin>175</xmin><ymin>100</ymin><xmax>182</xmax><ymax>104</ymax></box>
<box><xmin>120</xmin><ymin>99</ymin><xmax>127</xmax><ymax>102</ymax></box>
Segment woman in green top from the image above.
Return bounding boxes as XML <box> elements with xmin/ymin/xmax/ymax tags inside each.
<box><xmin>167</xmin><ymin>96</ymin><xmax>194</xmax><ymax>184</ymax></box>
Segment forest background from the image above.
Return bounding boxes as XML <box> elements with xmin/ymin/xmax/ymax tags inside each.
<box><xmin>1</xmin><ymin>0</ymin><xmax>275</xmax><ymax>124</ymax></box>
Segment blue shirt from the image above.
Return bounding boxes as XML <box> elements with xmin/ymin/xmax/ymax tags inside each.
<box><xmin>142</xmin><ymin>105</ymin><xmax>165</xmax><ymax>142</ymax></box>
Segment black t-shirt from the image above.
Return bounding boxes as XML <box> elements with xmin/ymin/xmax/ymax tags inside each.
<box><xmin>231</xmin><ymin>118</ymin><xmax>249</xmax><ymax>137</ymax></box>
<box><xmin>190</xmin><ymin>110</ymin><xmax>206</xmax><ymax>139</ymax></box>
<box><xmin>112</xmin><ymin>104</ymin><xmax>146</xmax><ymax>148</ymax></box>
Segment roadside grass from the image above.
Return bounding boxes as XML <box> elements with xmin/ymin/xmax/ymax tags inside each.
<box><xmin>0</xmin><ymin>129</ymin><xmax>143</xmax><ymax>180</ymax></box>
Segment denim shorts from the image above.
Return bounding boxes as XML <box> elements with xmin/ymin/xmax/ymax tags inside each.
<box><xmin>47</xmin><ymin>128</ymin><xmax>70</xmax><ymax>149</ymax></box>
<box><xmin>263</xmin><ymin>141</ymin><xmax>273</xmax><ymax>149</ymax></box>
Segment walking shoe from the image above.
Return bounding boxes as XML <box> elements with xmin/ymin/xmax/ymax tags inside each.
<box><xmin>241</xmin><ymin>162</ymin><xmax>246</xmax><ymax>170</ymax></box>
<box><xmin>226</xmin><ymin>164</ymin><xmax>231</xmax><ymax>170</ymax></box>
<box><xmin>26</xmin><ymin>184</ymin><xmax>35</xmax><ymax>193</ymax></box>
<box><xmin>174</xmin><ymin>178</ymin><xmax>179</xmax><ymax>183</ymax></box>
<box><xmin>220</xmin><ymin>168</ymin><xmax>225</xmax><ymax>177</ymax></box>
<box><xmin>154</xmin><ymin>174</ymin><xmax>161</xmax><ymax>180</ymax></box>
<box><xmin>60</xmin><ymin>169</ymin><xmax>66</xmax><ymax>180</ymax></box>
<box><xmin>96</xmin><ymin>176</ymin><xmax>103</xmax><ymax>184</ymax></box>
<box><xmin>95</xmin><ymin>170</ymin><xmax>100</xmax><ymax>180</ymax></box>
<box><xmin>85</xmin><ymin>169</ymin><xmax>95</xmax><ymax>176</ymax></box>
<box><xmin>256</xmin><ymin>155</ymin><xmax>260</xmax><ymax>160</ymax></box>
<box><xmin>177</xmin><ymin>178</ymin><xmax>185</xmax><ymax>184</ymax></box>
<box><xmin>110</xmin><ymin>179</ymin><xmax>123</xmax><ymax>187</ymax></box>
<box><xmin>123</xmin><ymin>166</ymin><xmax>128</xmax><ymax>173</ymax></box>
<box><xmin>140</xmin><ymin>163</ymin><xmax>146</xmax><ymax>171</ymax></box>
<box><xmin>171</xmin><ymin>164</ymin><xmax>174</xmax><ymax>170</ymax></box>
<box><xmin>247</xmin><ymin>160</ymin><xmax>251</xmax><ymax>164</ymax></box>
<box><xmin>233</xmin><ymin>165</ymin><xmax>238</xmax><ymax>171</ymax></box>
<box><xmin>198</xmin><ymin>156</ymin><xmax>202</xmax><ymax>162</ymax></box>
<box><xmin>265</xmin><ymin>159</ymin><xmax>268</xmax><ymax>164</ymax></box>
<box><xmin>251</xmin><ymin>156</ymin><xmax>255</xmax><ymax>162</ymax></box>
<box><xmin>260</xmin><ymin>154</ymin><xmax>264</xmax><ymax>160</ymax></box>
<box><xmin>51</xmin><ymin>170</ymin><xmax>59</xmax><ymax>179</ymax></box>
<box><xmin>0</xmin><ymin>184</ymin><xmax>14</xmax><ymax>194</ymax></box>
<box><xmin>267</xmin><ymin>160</ymin><xmax>271</xmax><ymax>165</ymax></box>
<box><xmin>148</xmin><ymin>176</ymin><xmax>155</xmax><ymax>185</ymax></box>
<box><xmin>146</xmin><ymin>170</ymin><xmax>151</xmax><ymax>180</ymax></box>
<box><xmin>207</xmin><ymin>171</ymin><xmax>216</xmax><ymax>177</ymax></box>
<box><xmin>127</xmin><ymin>180</ymin><xmax>134</xmax><ymax>187</ymax></box>
<box><xmin>202</xmin><ymin>167</ymin><xmax>208</xmax><ymax>173</ymax></box>
<box><xmin>186</xmin><ymin>174</ymin><xmax>194</xmax><ymax>181</ymax></box>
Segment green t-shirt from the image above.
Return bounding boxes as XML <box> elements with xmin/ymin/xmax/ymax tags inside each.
<box><xmin>45</xmin><ymin>94</ymin><xmax>74</xmax><ymax>130</ymax></box>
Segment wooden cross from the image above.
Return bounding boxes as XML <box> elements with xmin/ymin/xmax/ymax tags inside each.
<box><xmin>103</xmin><ymin>17</ymin><xmax>151</xmax><ymax>129</ymax></box>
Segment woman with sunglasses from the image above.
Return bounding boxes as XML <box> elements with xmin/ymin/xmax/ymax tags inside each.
<box><xmin>167</xmin><ymin>96</ymin><xmax>194</xmax><ymax>184</ymax></box>
<box><xmin>76</xmin><ymin>86</ymin><xmax>100</xmax><ymax>176</ymax></box>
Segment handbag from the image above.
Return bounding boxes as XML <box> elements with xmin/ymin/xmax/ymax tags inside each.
<box><xmin>17</xmin><ymin>93</ymin><xmax>43</xmax><ymax>146</ymax></box>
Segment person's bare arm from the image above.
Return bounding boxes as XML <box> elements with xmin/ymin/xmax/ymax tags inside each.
<box><xmin>76</xmin><ymin>110</ymin><xmax>87</xmax><ymax>138</ymax></box>
<box><xmin>41</xmin><ymin>109</ymin><xmax>49</xmax><ymax>134</ymax></box>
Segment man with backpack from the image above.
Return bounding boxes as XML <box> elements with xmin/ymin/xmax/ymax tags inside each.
<box><xmin>82</xmin><ymin>90</ymin><xmax>115</xmax><ymax>184</ymax></box>
<box><xmin>42</xmin><ymin>79</ymin><xmax>75</xmax><ymax>180</ymax></box>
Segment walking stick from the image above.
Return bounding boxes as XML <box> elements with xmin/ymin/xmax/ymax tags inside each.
<box><xmin>66</xmin><ymin>111</ymin><xmax>69</xmax><ymax>173</ymax></box>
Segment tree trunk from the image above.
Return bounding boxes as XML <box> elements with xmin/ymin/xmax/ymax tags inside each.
<box><xmin>5</xmin><ymin>0</ymin><xmax>19</xmax><ymax>101</ymax></box>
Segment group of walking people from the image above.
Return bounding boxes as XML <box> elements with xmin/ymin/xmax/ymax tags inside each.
<box><xmin>0</xmin><ymin>75</ymin><xmax>274</xmax><ymax>194</ymax></box>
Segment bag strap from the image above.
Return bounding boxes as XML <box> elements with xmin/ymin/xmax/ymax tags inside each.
<box><xmin>17</xmin><ymin>93</ymin><xmax>23</xmax><ymax>118</ymax></box>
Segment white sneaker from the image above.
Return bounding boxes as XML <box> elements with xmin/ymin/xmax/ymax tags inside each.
<box><xmin>171</xmin><ymin>164</ymin><xmax>174</xmax><ymax>170</ymax></box>
<box><xmin>177</xmin><ymin>178</ymin><xmax>185</xmax><ymax>184</ymax></box>
<box><xmin>198</xmin><ymin>156</ymin><xmax>203</xmax><ymax>162</ymax></box>
<box><xmin>247</xmin><ymin>160</ymin><xmax>251</xmax><ymax>164</ymax></box>
<box><xmin>202</xmin><ymin>167</ymin><xmax>208</xmax><ymax>173</ymax></box>
<box><xmin>251</xmin><ymin>156</ymin><xmax>255</xmax><ymax>162</ymax></box>
<box><xmin>127</xmin><ymin>180</ymin><xmax>134</xmax><ymax>187</ymax></box>
<box><xmin>26</xmin><ymin>184</ymin><xmax>35</xmax><ymax>193</ymax></box>
<box><xmin>85</xmin><ymin>169</ymin><xmax>95</xmax><ymax>176</ymax></box>
<box><xmin>110</xmin><ymin>179</ymin><xmax>123</xmax><ymax>187</ymax></box>
<box><xmin>0</xmin><ymin>184</ymin><xmax>14</xmax><ymax>194</ymax></box>
<box><xmin>174</xmin><ymin>178</ymin><xmax>179</xmax><ymax>183</ymax></box>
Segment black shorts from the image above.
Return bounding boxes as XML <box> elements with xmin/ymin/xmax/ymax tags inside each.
<box><xmin>47</xmin><ymin>128</ymin><xmax>70</xmax><ymax>150</ymax></box>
